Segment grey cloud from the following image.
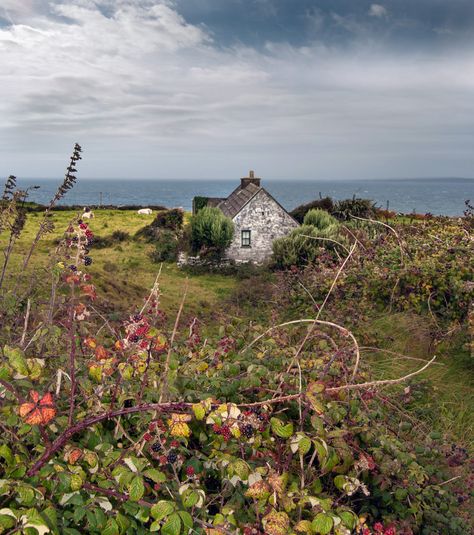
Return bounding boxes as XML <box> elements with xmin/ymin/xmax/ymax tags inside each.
<box><xmin>0</xmin><ymin>0</ymin><xmax>473</xmax><ymax>179</ymax></box>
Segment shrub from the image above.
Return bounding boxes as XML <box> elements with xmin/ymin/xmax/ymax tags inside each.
<box><xmin>303</xmin><ymin>208</ymin><xmax>338</xmax><ymax>229</ymax></box>
<box><xmin>149</xmin><ymin>229</ymin><xmax>178</xmax><ymax>262</ymax></box>
<box><xmin>333</xmin><ymin>197</ymin><xmax>377</xmax><ymax>221</ymax></box>
<box><xmin>190</xmin><ymin>206</ymin><xmax>234</xmax><ymax>255</ymax></box>
<box><xmin>290</xmin><ymin>196</ymin><xmax>335</xmax><ymax>223</ymax></box>
<box><xmin>273</xmin><ymin>221</ymin><xmax>348</xmax><ymax>269</ymax></box>
<box><xmin>93</xmin><ymin>230</ymin><xmax>130</xmax><ymax>249</ymax></box>
<box><xmin>150</xmin><ymin>208</ymin><xmax>184</xmax><ymax>231</ymax></box>
<box><xmin>193</xmin><ymin>196</ymin><xmax>209</xmax><ymax>213</ymax></box>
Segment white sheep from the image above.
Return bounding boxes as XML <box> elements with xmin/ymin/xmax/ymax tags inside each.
<box><xmin>82</xmin><ymin>208</ymin><xmax>94</xmax><ymax>219</ymax></box>
<box><xmin>137</xmin><ymin>208</ymin><xmax>153</xmax><ymax>215</ymax></box>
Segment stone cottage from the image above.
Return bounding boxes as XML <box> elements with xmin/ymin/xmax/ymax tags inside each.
<box><xmin>194</xmin><ymin>171</ymin><xmax>299</xmax><ymax>263</ymax></box>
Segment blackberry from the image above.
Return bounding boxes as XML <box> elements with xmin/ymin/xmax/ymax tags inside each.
<box><xmin>69</xmin><ymin>265</ymin><xmax>77</xmax><ymax>271</ymax></box>
<box><xmin>151</xmin><ymin>442</ymin><xmax>162</xmax><ymax>453</ymax></box>
<box><xmin>133</xmin><ymin>314</ymin><xmax>143</xmax><ymax>322</ymax></box>
<box><xmin>220</xmin><ymin>425</ymin><xmax>231</xmax><ymax>441</ymax></box>
<box><xmin>167</xmin><ymin>451</ymin><xmax>178</xmax><ymax>464</ymax></box>
<box><xmin>242</xmin><ymin>424</ymin><xmax>254</xmax><ymax>438</ymax></box>
<box><xmin>129</xmin><ymin>334</ymin><xmax>140</xmax><ymax>343</ymax></box>
<box><xmin>84</xmin><ymin>256</ymin><xmax>92</xmax><ymax>266</ymax></box>
<box><xmin>123</xmin><ymin>399</ymin><xmax>133</xmax><ymax>408</ymax></box>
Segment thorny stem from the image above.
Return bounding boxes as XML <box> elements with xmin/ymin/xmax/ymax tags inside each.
<box><xmin>67</xmin><ymin>284</ymin><xmax>77</xmax><ymax>426</ymax></box>
<box><xmin>159</xmin><ymin>278</ymin><xmax>188</xmax><ymax>403</ymax></box>
<box><xmin>243</xmin><ymin>318</ymin><xmax>361</xmax><ymax>383</ymax></box>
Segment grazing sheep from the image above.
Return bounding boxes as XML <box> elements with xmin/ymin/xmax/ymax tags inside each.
<box><xmin>137</xmin><ymin>208</ymin><xmax>153</xmax><ymax>215</ymax></box>
<box><xmin>82</xmin><ymin>208</ymin><xmax>94</xmax><ymax>219</ymax></box>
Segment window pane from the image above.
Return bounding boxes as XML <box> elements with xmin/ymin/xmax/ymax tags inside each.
<box><xmin>241</xmin><ymin>230</ymin><xmax>251</xmax><ymax>247</ymax></box>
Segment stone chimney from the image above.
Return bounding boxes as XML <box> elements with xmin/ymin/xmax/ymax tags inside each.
<box><xmin>240</xmin><ymin>170</ymin><xmax>261</xmax><ymax>189</ymax></box>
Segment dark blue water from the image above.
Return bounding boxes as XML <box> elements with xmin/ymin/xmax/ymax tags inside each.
<box><xmin>15</xmin><ymin>177</ymin><xmax>474</xmax><ymax>216</ymax></box>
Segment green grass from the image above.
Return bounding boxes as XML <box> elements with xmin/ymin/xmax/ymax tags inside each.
<box><xmin>0</xmin><ymin>209</ymin><xmax>236</xmax><ymax>317</ymax></box>
<box><xmin>365</xmin><ymin>312</ymin><xmax>474</xmax><ymax>448</ymax></box>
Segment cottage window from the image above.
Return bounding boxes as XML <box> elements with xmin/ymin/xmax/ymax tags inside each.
<box><xmin>241</xmin><ymin>230</ymin><xmax>251</xmax><ymax>247</ymax></box>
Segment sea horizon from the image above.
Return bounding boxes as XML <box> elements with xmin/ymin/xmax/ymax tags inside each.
<box><xmin>15</xmin><ymin>176</ymin><xmax>474</xmax><ymax>216</ymax></box>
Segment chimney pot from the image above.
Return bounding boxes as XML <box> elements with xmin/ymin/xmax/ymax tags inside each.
<box><xmin>240</xmin><ymin>170</ymin><xmax>261</xmax><ymax>188</ymax></box>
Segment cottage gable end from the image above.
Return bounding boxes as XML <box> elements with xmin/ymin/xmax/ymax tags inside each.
<box><xmin>225</xmin><ymin>188</ymin><xmax>298</xmax><ymax>263</ymax></box>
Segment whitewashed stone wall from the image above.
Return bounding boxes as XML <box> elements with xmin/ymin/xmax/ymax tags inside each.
<box><xmin>225</xmin><ymin>190</ymin><xmax>299</xmax><ymax>263</ymax></box>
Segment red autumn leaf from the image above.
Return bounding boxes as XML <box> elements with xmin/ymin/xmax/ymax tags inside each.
<box><xmin>95</xmin><ymin>345</ymin><xmax>109</xmax><ymax>360</ymax></box>
<box><xmin>19</xmin><ymin>391</ymin><xmax>56</xmax><ymax>426</ymax></box>
<box><xmin>81</xmin><ymin>284</ymin><xmax>97</xmax><ymax>300</ymax></box>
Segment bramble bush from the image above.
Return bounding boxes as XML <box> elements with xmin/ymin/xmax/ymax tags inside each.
<box><xmin>189</xmin><ymin>207</ymin><xmax>234</xmax><ymax>258</ymax></box>
<box><xmin>0</xmin><ymin>148</ymin><xmax>471</xmax><ymax>535</ymax></box>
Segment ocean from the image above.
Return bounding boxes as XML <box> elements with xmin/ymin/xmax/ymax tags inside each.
<box><xmin>15</xmin><ymin>177</ymin><xmax>474</xmax><ymax>216</ymax></box>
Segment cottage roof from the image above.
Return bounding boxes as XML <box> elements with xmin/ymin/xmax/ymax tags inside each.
<box><xmin>206</xmin><ymin>197</ymin><xmax>226</xmax><ymax>208</ymax></box>
<box><xmin>217</xmin><ymin>182</ymin><xmax>261</xmax><ymax>219</ymax></box>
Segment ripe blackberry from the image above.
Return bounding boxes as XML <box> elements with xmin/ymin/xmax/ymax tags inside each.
<box><xmin>84</xmin><ymin>256</ymin><xmax>92</xmax><ymax>266</ymax></box>
<box><xmin>123</xmin><ymin>399</ymin><xmax>133</xmax><ymax>408</ymax></box>
<box><xmin>242</xmin><ymin>424</ymin><xmax>254</xmax><ymax>438</ymax></box>
<box><xmin>69</xmin><ymin>265</ymin><xmax>77</xmax><ymax>271</ymax></box>
<box><xmin>133</xmin><ymin>314</ymin><xmax>143</xmax><ymax>322</ymax></box>
<box><xmin>167</xmin><ymin>451</ymin><xmax>178</xmax><ymax>464</ymax></box>
<box><xmin>151</xmin><ymin>442</ymin><xmax>162</xmax><ymax>453</ymax></box>
<box><xmin>220</xmin><ymin>425</ymin><xmax>231</xmax><ymax>441</ymax></box>
<box><xmin>129</xmin><ymin>334</ymin><xmax>140</xmax><ymax>343</ymax></box>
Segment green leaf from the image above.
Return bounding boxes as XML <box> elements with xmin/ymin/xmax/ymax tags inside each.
<box><xmin>0</xmin><ymin>444</ymin><xmax>13</xmax><ymax>465</ymax></box>
<box><xmin>192</xmin><ymin>403</ymin><xmax>205</xmax><ymax>421</ymax></box>
<box><xmin>102</xmin><ymin>518</ymin><xmax>119</xmax><ymax>535</ymax></box>
<box><xmin>182</xmin><ymin>490</ymin><xmax>199</xmax><ymax>508</ymax></box>
<box><xmin>178</xmin><ymin>511</ymin><xmax>193</xmax><ymax>532</ymax></box>
<box><xmin>150</xmin><ymin>520</ymin><xmax>161</xmax><ymax>532</ymax></box>
<box><xmin>311</xmin><ymin>513</ymin><xmax>334</xmax><ymax>535</ymax></box>
<box><xmin>22</xmin><ymin>508</ymin><xmax>51</xmax><ymax>535</ymax></box>
<box><xmin>334</xmin><ymin>475</ymin><xmax>346</xmax><ymax>491</ymax></box>
<box><xmin>16</xmin><ymin>485</ymin><xmax>35</xmax><ymax>506</ymax></box>
<box><xmin>128</xmin><ymin>476</ymin><xmax>145</xmax><ymax>502</ymax></box>
<box><xmin>0</xmin><ymin>514</ymin><xmax>16</xmax><ymax>530</ymax></box>
<box><xmin>4</xmin><ymin>345</ymin><xmax>29</xmax><ymax>377</ymax></box>
<box><xmin>395</xmin><ymin>488</ymin><xmax>408</xmax><ymax>501</ymax></box>
<box><xmin>161</xmin><ymin>513</ymin><xmax>181</xmax><ymax>535</ymax></box>
<box><xmin>270</xmin><ymin>417</ymin><xmax>294</xmax><ymax>439</ymax></box>
<box><xmin>338</xmin><ymin>511</ymin><xmax>357</xmax><ymax>530</ymax></box>
<box><xmin>70</xmin><ymin>474</ymin><xmax>83</xmax><ymax>492</ymax></box>
<box><xmin>73</xmin><ymin>507</ymin><xmax>86</xmax><ymax>524</ymax></box>
<box><xmin>143</xmin><ymin>469</ymin><xmax>166</xmax><ymax>484</ymax></box>
<box><xmin>115</xmin><ymin>513</ymin><xmax>130</xmax><ymax>534</ymax></box>
<box><xmin>151</xmin><ymin>500</ymin><xmax>175</xmax><ymax>521</ymax></box>
<box><xmin>57</xmin><ymin>473</ymin><xmax>71</xmax><ymax>493</ymax></box>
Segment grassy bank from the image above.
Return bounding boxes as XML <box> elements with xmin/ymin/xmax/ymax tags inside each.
<box><xmin>0</xmin><ymin>209</ymin><xmax>235</xmax><ymax>316</ymax></box>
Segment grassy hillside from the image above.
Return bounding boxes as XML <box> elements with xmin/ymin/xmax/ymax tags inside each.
<box><xmin>0</xmin><ymin>209</ymin><xmax>235</xmax><ymax>316</ymax></box>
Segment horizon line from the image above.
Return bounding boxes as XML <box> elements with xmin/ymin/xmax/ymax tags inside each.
<box><xmin>14</xmin><ymin>176</ymin><xmax>474</xmax><ymax>182</ymax></box>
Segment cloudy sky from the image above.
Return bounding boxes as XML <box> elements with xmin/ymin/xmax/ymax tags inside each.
<box><xmin>1</xmin><ymin>0</ymin><xmax>473</xmax><ymax>179</ymax></box>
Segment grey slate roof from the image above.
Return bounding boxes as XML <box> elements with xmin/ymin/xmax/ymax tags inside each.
<box><xmin>217</xmin><ymin>182</ymin><xmax>261</xmax><ymax>219</ymax></box>
<box><xmin>206</xmin><ymin>197</ymin><xmax>226</xmax><ymax>208</ymax></box>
